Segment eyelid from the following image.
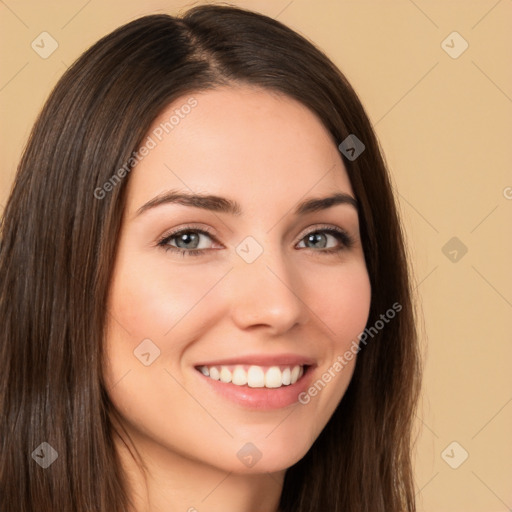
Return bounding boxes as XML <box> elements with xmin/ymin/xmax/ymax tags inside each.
<box><xmin>156</xmin><ymin>224</ymin><xmax>222</xmax><ymax>248</ymax></box>
<box><xmin>159</xmin><ymin>223</ymin><xmax>216</xmax><ymax>239</ymax></box>
<box><xmin>295</xmin><ymin>223</ymin><xmax>351</xmax><ymax>243</ymax></box>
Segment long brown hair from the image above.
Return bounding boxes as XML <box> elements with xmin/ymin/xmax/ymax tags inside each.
<box><xmin>0</xmin><ymin>5</ymin><xmax>421</xmax><ymax>511</ymax></box>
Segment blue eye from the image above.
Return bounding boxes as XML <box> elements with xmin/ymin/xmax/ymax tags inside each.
<box><xmin>157</xmin><ymin>225</ymin><xmax>354</xmax><ymax>257</ymax></box>
<box><xmin>296</xmin><ymin>227</ymin><xmax>353</xmax><ymax>253</ymax></box>
<box><xmin>157</xmin><ymin>227</ymin><xmax>216</xmax><ymax>257</ymax></box>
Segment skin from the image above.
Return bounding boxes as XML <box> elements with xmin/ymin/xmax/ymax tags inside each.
<box><xmin>103</xmin><ymin>85</ymin><xmax>372</xmax><ymax>512</ymax></box>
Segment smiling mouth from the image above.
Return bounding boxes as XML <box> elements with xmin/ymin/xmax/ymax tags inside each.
<box><xmin>195</xmin><ymin>364</ymin><xmax>308</xmax><ymax>389</ymax></box>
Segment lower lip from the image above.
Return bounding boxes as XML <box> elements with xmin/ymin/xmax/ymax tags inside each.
<box><xmin>196</xmin><ymin>366</ymin><xmax>315</xmax><ymax>410</ymax></box>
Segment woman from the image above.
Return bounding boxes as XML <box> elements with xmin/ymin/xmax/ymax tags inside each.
<box><xmin>0</xmin><ymin>4</ymin><xmax>421</xmax><ymax>511</ymax></box>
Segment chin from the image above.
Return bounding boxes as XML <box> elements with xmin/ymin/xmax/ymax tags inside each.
<box><xmin>218</xmin><ymin>432</ymin><xmax>315</xmax><ymax>475</ymax></box>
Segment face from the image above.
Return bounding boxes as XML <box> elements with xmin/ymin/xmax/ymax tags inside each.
<box><xmin>103</xmin><ymin>85</ymin><xmax>371</xmax><ymax>475</ymax></box>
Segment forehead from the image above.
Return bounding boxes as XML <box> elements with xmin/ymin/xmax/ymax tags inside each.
<box><xmin>125</xmin><ymin>85</ymin><xmax>353</xmax><ymax>214</ymax></box>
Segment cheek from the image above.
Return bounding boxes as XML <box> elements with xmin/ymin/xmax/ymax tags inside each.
<box><xmin>102</xmin><ymin>253</ymin><xmax>231</xmax><ymax>401</ymax></box>
<box><xmin>296</xmin><ymin>259</ymin><xmax>371</xmax><ymax>406</ymax></box>
<box><xmin>107</xmin><ymin>253</ymin><xmax>225</xmax><ymax>341</ymax></box>
<box><xmin>303</xmin><ymin>259</ymin><xmax>372</xmax><ymax>348</ymax></box>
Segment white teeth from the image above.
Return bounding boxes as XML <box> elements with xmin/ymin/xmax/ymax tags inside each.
<box><xmin>209</xmin><ymin>367</ymin><xmax>220</xmax><ymax>380</ymax></box>
<box><xmin>290</xmin><ymin>365</ymin><xmax>300</xmax><ymax>384</ymax></box>
<box><xmin>232</xmin><ymin>366</ymin><xmax>248</xmax><ymax>386</ymax></box>
<box><xmin>247</xmin><ymin>366</ymin><xmax>265</xmax><ymax>388</ymax></box>
<box><xmin>198</xmin><ymin>364</ymin><xmax>305</xmax><ymax>388</ymax></box>
<box><xmin>219</xmin><ymin>367</ymin><xmax>232</xmax><ymax>383</ymax></box>
<box><xmin>265</xmin><ymin>366</ymin><xmax>282</xmax><ymax>388</ymax></box>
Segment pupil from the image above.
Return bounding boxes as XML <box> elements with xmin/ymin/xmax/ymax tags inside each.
<box><xmin>308</xmin><ymin>233</ymin><xmax>326</xmax><ymax>248</ymax></box>
<box><xmin>177</xmin><ymin>232</ymin><xmax>199</xmax><ymax>249</ymax></box>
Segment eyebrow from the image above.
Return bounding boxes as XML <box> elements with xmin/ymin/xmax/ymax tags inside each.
<box><xmin>135</xmin><ymin>190</ymin><xmax>358</xmax><ymax>217</ymax></box>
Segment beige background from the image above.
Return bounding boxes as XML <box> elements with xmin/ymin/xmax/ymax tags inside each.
<box><xmin>1</xmin><ymin>1</ymin><xmax>511</xmax><ymax>510</ymax></box>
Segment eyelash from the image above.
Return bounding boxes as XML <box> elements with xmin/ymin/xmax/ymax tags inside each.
<box><xmin>156</xmin><ymin>224</ymin><xmax>354</xmax><ymax>257</ymax></box>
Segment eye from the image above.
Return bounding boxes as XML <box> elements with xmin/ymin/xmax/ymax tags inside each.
<box><xmin>157</xmin><ymin>226</ymin><xmax>219</xmax><ymax>257</ymax></box>
<box><xmin>296</xmin><ymin>226</ymin><xmax>354</xmax><ymax>253</ymax></box>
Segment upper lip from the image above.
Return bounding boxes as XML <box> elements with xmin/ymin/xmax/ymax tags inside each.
<box><xmin>194</xmin><ymin>353</ymin><xmax>316</xmax><ymax>367</ymax></box>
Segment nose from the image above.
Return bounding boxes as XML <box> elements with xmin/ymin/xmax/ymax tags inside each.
<box><xmin>226</xmin><ymin>246</ymin><xmax>308</xmax><ymax>334</ymax></box>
